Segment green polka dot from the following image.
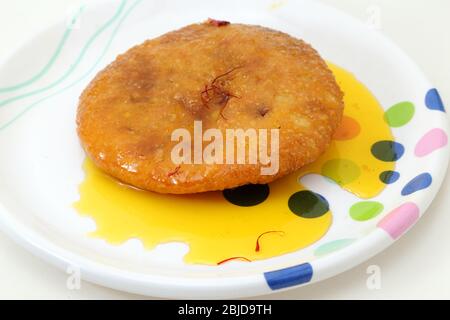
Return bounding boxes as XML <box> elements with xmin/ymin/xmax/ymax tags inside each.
<box><xmin>321</xmin><ymin>159</ymin><xmax>361</xmax><ymax>185</ymax></box>
<box><xmin>349</xmin><ymin>201</ymin><xmax>384</xmax><ymax>221</ymax></box>
<box><xmin>288</xmin><ymin>191</ymin><xmax>329</xmax><ymax>218</ymax></box>
<box><xmin>384</xmin><ymin>101</ymin><xmax>415</xmax><ymax>127</ymax></box>
<box><xmin>314</xmin><ymin>239</ymin><xmax>355</xmax><ymax>257</ymax></box>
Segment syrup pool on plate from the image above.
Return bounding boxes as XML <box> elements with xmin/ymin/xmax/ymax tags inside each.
<box><xmin>74</xmin><ymin>64</ymin><xmax>395</xmax><ymax>265</ymax></box>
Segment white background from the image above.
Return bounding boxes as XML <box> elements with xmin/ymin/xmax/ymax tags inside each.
<box><xmin>0</xmin><ymin>0</ymin><xmax>449</xmax><ymax>299</ymax></box>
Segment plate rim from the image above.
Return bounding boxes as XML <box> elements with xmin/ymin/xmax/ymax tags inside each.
<box><xmin>0</xmin><ymin>0</ymin><xmax>448</xmax><ymax>299</ymax></box>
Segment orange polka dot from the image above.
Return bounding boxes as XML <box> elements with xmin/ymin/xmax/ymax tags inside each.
<box><xmin>333</xmin><ymin>115</ymin><xmax>361</xmax><ymax>140</ymax></box>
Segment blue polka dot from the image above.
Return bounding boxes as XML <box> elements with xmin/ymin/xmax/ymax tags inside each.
<box><xmin>379</xmin><ymin>170</ymin><xmax>400</xmax><ymax>184</ymax></box>
<box><xmin>371</xmin><ymin>141</ymin><xmax>405</xmax><ymax>162</ymax></box>
<box><xmin>426</xmin><ymin>89</ymin><xmax>445</xmax><ymax>112</ymax></box>
<box><xmin>264</xmin><ymin>263</ymin><xmax>313</xmax><ymax>290</ymax></box>
<box><xmin>401</xmin><ymin>173</ymin><xmax>432</xmax><ymax>196</ymax></box>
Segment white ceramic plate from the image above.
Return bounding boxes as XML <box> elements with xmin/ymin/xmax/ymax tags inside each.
<box><xmin>0</xmin><ymin>0</ymin><xmax>448</xmax><ymax>299</ymax></box>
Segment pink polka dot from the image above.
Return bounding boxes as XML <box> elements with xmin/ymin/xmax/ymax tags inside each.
<box><xmin>377</xmin><ymin>203</ymin><xmax>419</xmax><ymax>239</ymax></box>
<box><xmin>415</xmin><ymin>128</ymin><xmax>448</xmax><ymax>157</ymax></box>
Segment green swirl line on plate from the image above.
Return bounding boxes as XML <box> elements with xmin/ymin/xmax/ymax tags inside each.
<box><xmin>0</xmin><ymin>0</ymin><xmax>143</xmax><ymax>131</ymax></box>
<box><xmin>0</xmin><ymin>5</ymin><xmax>85</xmax><ymax>93</ymax></box>
<box><xmin>0</xmin><ymin>0</ymin><xmax>127</xmax><ymax>108</ymax></box>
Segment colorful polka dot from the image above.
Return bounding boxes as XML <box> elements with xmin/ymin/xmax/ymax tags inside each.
<box><xmin>349</xmin><ymin>201</ymin><xmax>384</xmax><ymax>221</ymax></box>
<box><xmin>314</xmin><ymin>239</ymin><xmax>355</xmax><ymax>257</ymax></box>
<box><xmin>377</xmin><ymin>202</ymin><xmax>419</xmax><ymax>239</ymax></box>
<box><xmin>379</xmin><ymin>170</ymin><xmax>400</xmax><ymax>184</ymax></box>
<box><xmin>415</xmin><ymin>128</ymin><xmax>448</xmax><ymax>157</ymax></box>
<box><xmin>321</xmin><ymin>159</ymin><xmax>361</xmax><ymax>185</ymax></box>
<box><xmin>223</xmin><ymin>184</ymin><xmax>269</xmax><ymax>206</ymax></box>
<box><xmin>371</xmin><ymin>140</ymin><xmax>405</xmax><ymax>162</ymax></box>
<box><xmin>264</xmin><ymin>263</ymin><xmax>313</xmax><ymax>290</ymax></box>
<box><xmin>401</xmin><ymin>173</ymin><xmax>432</xmax><ymax>196</ymax></box>
<box><xmin>384</xmin><ymin>101</ymin><xmax>415</xmax><ymax>127</ymax></box>
<box><xmin>426</xmin><ymin>88</ymin><xmax>445</xmax><ymax>112</ymax></box>
<box><xmin>288</xmin><ymin>191</ymin><xmax>329</xmax><ymax>218</ymax></box>
<box><xmin>333</xmin><ymin>115</ymin><xmax>361</xmax><ymax>140</ymax></box>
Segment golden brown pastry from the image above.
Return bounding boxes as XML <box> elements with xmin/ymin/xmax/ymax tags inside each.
<box><xmin>77</xmin><ymin>20</ymin><xmax>344</xmax><ymax>194</ymax></box>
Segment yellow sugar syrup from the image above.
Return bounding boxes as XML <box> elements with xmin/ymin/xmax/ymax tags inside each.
<box><xmin>74</xmin><ymin>64</ymin><xmax>394</xmax><ymax>265</ymax></box>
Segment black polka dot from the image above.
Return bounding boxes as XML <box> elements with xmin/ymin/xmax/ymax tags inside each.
<box><xmin>223</xmin><ymin>184</ymin><xmax>270</xmax><ymax>207</ymax></box>
<box><xmin>288</xmin><ymin>190</ymin><xmax>329</xmax><ymax>218</ymax></box>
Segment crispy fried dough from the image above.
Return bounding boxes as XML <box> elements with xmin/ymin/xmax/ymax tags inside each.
<box><xmin>77</xmin><ymin>21</ymin><xmax>344</xmax><ymax>194</ymax></box>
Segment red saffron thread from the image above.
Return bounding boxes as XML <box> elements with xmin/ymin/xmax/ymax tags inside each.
<box><xmin>167</xmin><ymin>165</ymin><xmax>181</xmax><ymax>177</ymax></box>
<box><xmin>217</xmin><ymin>257</ymin><xmax>251</xmax><ymax>265</ymax></box>
<box><xmin>211</xmin><ymin>66</ymin><xmax>243</xmax><ymax>86</ymax></box>
<box><xmin>255</xmin><ymin>231</ymin><xmax>285</xmax><ymax>252</ymax></box>
<box><xmin>200</xmin><ymin>66</ymin><xmax>243</xmax><ymax>119</ymax></box>
<box><xmin>207</xmin><ymin>18</ymin><xmax>230</xmax><ymax>27</ymax></box>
